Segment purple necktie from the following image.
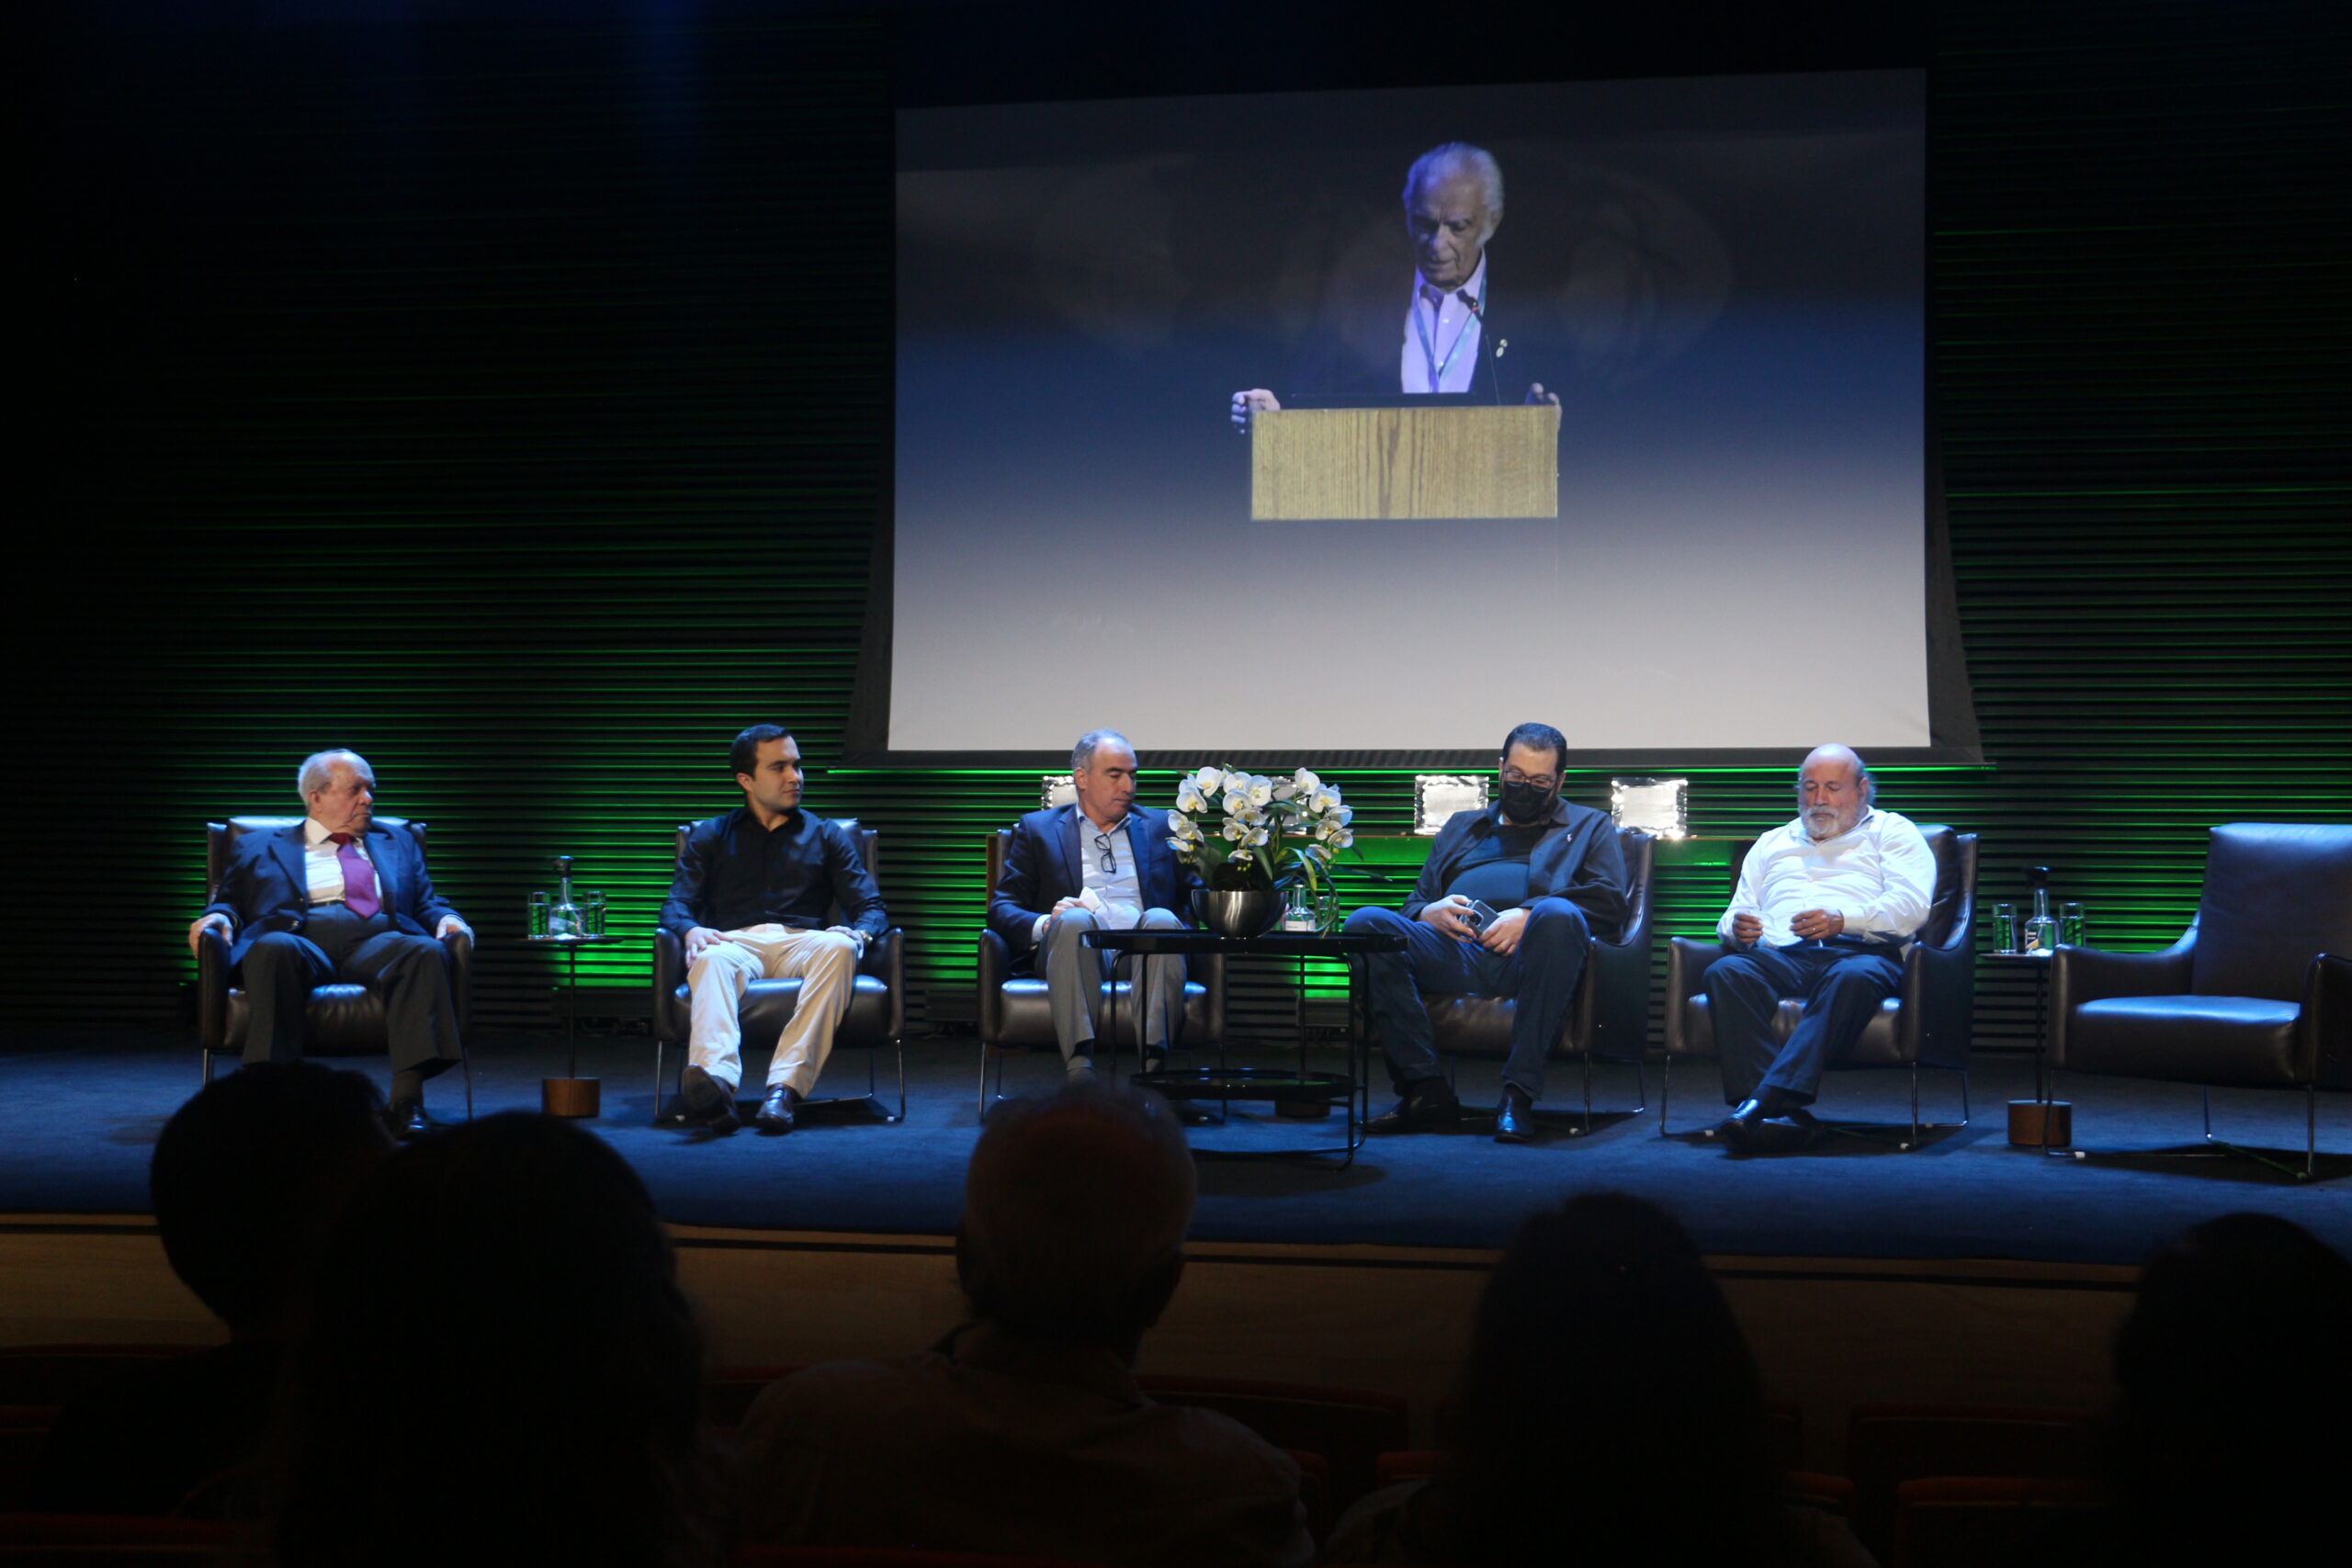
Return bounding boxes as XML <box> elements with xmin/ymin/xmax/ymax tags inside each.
<box><xmin>329</xmin><ymin>833</ymin><xmax>380</xmax><ymax>918</ymax></box>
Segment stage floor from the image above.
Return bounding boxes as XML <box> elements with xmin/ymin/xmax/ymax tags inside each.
<box><xmin>5</xmin><ymin>1030</ymin><xmax>2346</xmax><ymax>1268</ymax></box>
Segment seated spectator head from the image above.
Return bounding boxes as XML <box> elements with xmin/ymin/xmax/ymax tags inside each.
<box><xmin>1444</xmin><ymin>1191</ymin><xmax>1792</xmax><ymax>1565</ymax></box>
<box><xmin>2103</xmin><ymin>1212</ymin><xmax>2352</xmax><ymax>1542</ymax></box>
<box><xmin>270</xmin><ymin>1112</ymin><xmax>718</xmax><ymax>1568</ymax></box>
<box><xmin>149</xmin><ymin>1062</ymin><xmax>391</xmax><ymax>1339</ymax></box>
<box><xmin>957</xmin><ymin>1083</ymin><xmax>1194</xmax><ymax>1359</ymax></box>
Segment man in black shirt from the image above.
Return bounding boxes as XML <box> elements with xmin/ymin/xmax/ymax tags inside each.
<box><xmin>1342</xmin><ymin>722</ymin><xmax>1629</xmax><ymax>1144</ymax></box>
<box><xmin>658</xmin><ymin>725</ymin><xmax>888</xmax><ymax>1133</ymax></box>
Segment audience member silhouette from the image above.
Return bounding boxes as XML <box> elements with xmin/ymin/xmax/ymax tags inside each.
<box><xmin>733</xmin><ymin>1083</ymin><xmax>1314</xmax><ymax>1566</ymax></box>
<box><xmin>34</xmin><ymin>1062</ymin><xmax>392</xmax><ymax>1517</ymax></box>
<box><xmin>265</xmin><ymin>1112</ymin><xmax>724</xmax><ymax>1568</ymax></box>
<box><xmin>2027</xmin><ymin>1211</ymin><xmax>2352</xmax><ymax>1564</ymax></box>
<box><xmin>1327</xmin><ymin>1190</ymin><xmax>1871</xmax><ymax>1566</ymax></box>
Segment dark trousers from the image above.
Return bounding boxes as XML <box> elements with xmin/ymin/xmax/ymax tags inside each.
<box><xmin>1702</xmin><ymin>939</ymin><xmax>1904</xmax><ymax>1107</ymax></box>
<box><xmin>239</xmin><ymin>904</ymin><xmax>461</xmax><ymax>1076</ymax></box>
<box><xmin>1345</xmin><ymin>899</ymin><xmax>1590</xmax><ymax>1100</ymax></box>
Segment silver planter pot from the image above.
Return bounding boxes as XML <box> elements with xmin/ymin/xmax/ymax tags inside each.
<box><xmin>1190</xmin><ymin>888</ymin><xmax>1283</xmax><ymax>939</ymax></box>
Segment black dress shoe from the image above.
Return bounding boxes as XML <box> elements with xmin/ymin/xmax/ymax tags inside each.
<box><xmin>755</xmin><ymin>1086</ymin><xmax>799</xmax><ymax>1134</ymax></box>
<box><xmin>1368</xmin><ymin>1082</ymin><xmax>1463</xmax><ymax>1134</ymax></box>
<box><xmin>1709</xmin><ymin>1096</ymin><xmax>1771</xmax><ymax>1149</ymax></box>
<box><xmin>679</xmin><ymin>1065</ymin><xmax>741</xmax><ymax>1134</ymax></box>
<box><xmin>1494</xmin><ymin>1086</ymin><xmax>1537</xmax><ymax>1145</ymax></box>
<box><xmin>387</xmin><ymin>1099</ymin><xmax>431</xmax><ymax>1141</ymax></box>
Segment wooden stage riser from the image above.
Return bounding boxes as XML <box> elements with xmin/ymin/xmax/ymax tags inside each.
<box><xmin>0</xmin><ymin>1222</ymin><xmax>2134</xmax><ymax>1472</ymax></box>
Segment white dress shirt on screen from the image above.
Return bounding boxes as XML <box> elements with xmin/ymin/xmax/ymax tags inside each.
<box><xmin>1397</xmin><ymin>254</ymin><xmax>1487</xmax><ymax>394</ymax></box>
<box><xmin>1717</xmin><ymin>808</ymin><xmax>1937</xmax><ymax>949</ymax></box>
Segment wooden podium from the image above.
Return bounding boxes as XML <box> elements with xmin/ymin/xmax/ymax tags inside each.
<box><xmin>1250</xmin><ymin>403</ymin><xmax>1559</xmax><ymax>521</ymax></box>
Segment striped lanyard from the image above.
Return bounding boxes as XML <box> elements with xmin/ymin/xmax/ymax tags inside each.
<box><xmin>1413</xmin><ymin>278</ymin><xmax>1482</xmax><ymax>391</ymax></box>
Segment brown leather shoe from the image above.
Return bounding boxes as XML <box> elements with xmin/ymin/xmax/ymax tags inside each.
<box><xmin>755</xmin><ymin>1085</ymin><xmax>799</xmax><ymax>1134</ymax></box>
<box><xmin>679</xmin><ymin>1065</ymin><xmax>741</xmax><ymax>1134</ymax></box>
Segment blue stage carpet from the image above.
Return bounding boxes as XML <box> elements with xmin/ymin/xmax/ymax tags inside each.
<box><xmin>4</xmin><ymin>1032</ymin><xmax>2346</xmax><ymax>1267</ymax></box>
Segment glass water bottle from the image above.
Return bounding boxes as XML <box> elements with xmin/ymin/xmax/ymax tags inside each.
<box><xmin>2021</xmin><ymin>866</ymin><xmax>2059</xmax><ymax>956</ymax></box>
<box><xmin>548</xmin><ymin>855</ymin><xmax>583</xmax><ymax>939</ymax></box>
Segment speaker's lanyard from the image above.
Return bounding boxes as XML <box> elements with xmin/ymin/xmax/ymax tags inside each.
<box><xmin>1413</xmin><ymin>282</ymin><xmax>1482</xmax><ymax>392</ymax></box>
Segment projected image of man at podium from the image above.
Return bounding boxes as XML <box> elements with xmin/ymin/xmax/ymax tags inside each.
<box><xmin>1229</xmin><ymin>141</ymin><xmax>1561</xmax><ymax>426</ymax></box>
<box><xmin>1345</xmin><ymin>723</ymin><xmax>1629</xmax><ymax>1145</ymax></box>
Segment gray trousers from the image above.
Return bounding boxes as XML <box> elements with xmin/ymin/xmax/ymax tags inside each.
<box><xmin>239</xmin><ymin>903</ymin><xmax>461</xmax><ymax>1076</ymax></box>
<box><xmin>1039</xmin><ymin>907</ymin><xmax>1187</xmax><ymax>1067</ymax></box>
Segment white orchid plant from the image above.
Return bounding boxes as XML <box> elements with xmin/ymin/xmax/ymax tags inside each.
<box><xmin>1166</xmin><ymin>765</ymin><xmax>1356</xmax><ymax>895</ymax></box>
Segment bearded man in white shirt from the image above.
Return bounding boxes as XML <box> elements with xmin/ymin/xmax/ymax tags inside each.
<box><xmin>1703</xmin><ymin>744</ymin><xmax>1936</xmax><ymax>1152</ymax></box>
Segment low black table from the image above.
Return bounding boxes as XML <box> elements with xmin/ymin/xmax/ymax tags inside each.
<box><xmin>1080</xmin><ymin>927</ymin><xmax>1406</xmax><ymax>1164</ymax></box>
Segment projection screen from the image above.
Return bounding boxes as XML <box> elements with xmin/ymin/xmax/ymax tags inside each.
<box><xmin>870</xmin><ymin>70</ymin><xmax>1968</xmax><ymax>762</ymax></box>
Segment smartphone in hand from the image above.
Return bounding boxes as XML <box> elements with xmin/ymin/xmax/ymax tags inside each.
<box><xmin>1464</xmin><ymin>898</ymin><xmax>1501</xmax><ymax>932</ymax></box>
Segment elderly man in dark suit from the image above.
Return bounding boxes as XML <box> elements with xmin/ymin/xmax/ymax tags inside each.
<box><xmin>187</xmin><ymin>750</ymin><xmax>470</xmax><ymax>1136</ymax></box>
<box><xmin>987</xmin><ymin>730</ymin><xmax>1199</xmax><ymax>1079</ymax></box>
<box><xmin>1230</xmin><ymin>141</ymin><xmax>1563</xmax><ymax>420</ymax></box>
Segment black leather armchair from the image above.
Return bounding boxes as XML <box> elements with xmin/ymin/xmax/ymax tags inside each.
<box><xmin>976</xmin><ymin>830</ymin><xmax>1226</xmax><ymax>1115</ymax></box>
<box><xmin>650</xmin><ymin>822</ymin><xmax>905</xmax><ymax>1123</ymax></box>
<box><xmin>1416</xmin><ymin>827</ymin><xmax>1657</xmax><ymax>1133</ymax></box>
<box><xmin>196</xmin><ymin>816</ymin><xmax>474</xmax><ymax>1115</ymax></box>
<box><xmin>2049</xmin><ymin>822</ymin><xmax>2352</xmax><ymax>1179</ymax></box>
<box><xmin>1660</xmin><ymin>825</ymin><xmax>1977</xmax><ymax>1147</ymax></box>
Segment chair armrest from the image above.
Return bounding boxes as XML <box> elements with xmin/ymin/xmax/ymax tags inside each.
<box><xmin>2049</xmin><ymin>932</ymin><xmax>2196</xmax><ymax>1067</ymax></box>
<box><xmin>652</xmin><ymin>927</ymin><xmax>687</xmax><ymax>1043</ymax></box>
<box><xmin>197</xmin><ymin>926</ymin><xmax>233</xmax><ymax>1051</ymax></box>
<box><xmin>2305</xmin><ymin>953</ymin><xmax>2351</xmax><ymax>1090</ymax></box>
<box><xmin>440</xmin><ymin>928</ymin><xmax>474</xmax><ymax>1038</ymax></box>
<box><xmin>1579</xmin><ymin>924</ymin><xmax>1654</xmax><ymax>1062</ymax></box>
<box><xmin>865</xmin><ymin>929</ymin><xmax>905</xmax><ymax>1042</ymax></box>
<box><xmin>1665</xmin><ymin>937</ymin><xmax>1733</xmax><ymax>1057</ymax></box>
<box><xmin>1898</xmin><ymin>926</ymin><xmax>1975</xmax><ymax>1070</ymax></box>
<box><xmin>978</xmin><ymin>929</ymin><xmax>1012</xmax><ymax>1044</ymax></box>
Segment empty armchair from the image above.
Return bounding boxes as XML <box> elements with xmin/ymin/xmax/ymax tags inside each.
<box><xmin>2049</xmin><ymin>821</ymin><xmax>2352</xmax><ymax>1178</ymax></box>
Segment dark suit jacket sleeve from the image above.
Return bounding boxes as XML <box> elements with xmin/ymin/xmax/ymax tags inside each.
<box><xmin>987</xmin><ymin>812</ymin><xmax>1058</xmax><ymax>957</ymax></box>
<box><xmin>827</xmin><ymin>822</ymin><xmax>889</xmax><ymax>938</ymax></box>
<box><xmin>659</xmin><ymin>819</ymin><xmax>718</xmax><ymax>936</ymax></box>
<box><xmin>1550</xmin><ymin>815</ymin><xmax>1629</xmax><ymax>940</ymax></box>
<box><xmin>199</xmin><ymin>837</ymin><xmax>261</xmax><ymax>930</ymax></box>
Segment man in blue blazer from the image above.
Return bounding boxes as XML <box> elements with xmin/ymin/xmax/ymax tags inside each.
<box><xmin>187</xmin><ymin>750</ymin><xmax>472</xmax><ymax>1136</ymax></box>
<box><xmin>987</xmin><ymin>731</ymin><xmax>1199</xmax><ymax>1078</ymax></box>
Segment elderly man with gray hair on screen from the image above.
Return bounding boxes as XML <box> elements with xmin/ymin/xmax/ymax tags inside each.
<box><xmin>1231</xmin><ymin>141</ymin><xmax>1562</xmax><ymax>421</ymax></box>
<box><xmin>735</xmin><ymin>1083</ymin><xmax>1314</xmax><ymax>1566</ymax></box>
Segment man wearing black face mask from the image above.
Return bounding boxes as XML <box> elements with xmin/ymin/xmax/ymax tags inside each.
<box><xmin>1343</xmin><ymin>722</ymin><xmax>1630</xmax><ymax>1143</ymax></box>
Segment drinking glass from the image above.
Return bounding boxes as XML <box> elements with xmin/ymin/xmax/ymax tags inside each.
<box><xmin>581</xmin><ymin>889</ymin><xmax>607</xmax><ymax>938</ymax></box>
<box><xmin>527</xmin><ymin>891</ymin><xmax>549</xmax><ymax>938</ymax></box>
<box><xmin>1991</xmin><ymin>903</ymin><xmax>2017</xmax><ymax>953</ymax></box>
<box><xmin>2060</xmin><ymin>902</ymin><xmax>2086</xmax><ymax>948</ymax></box>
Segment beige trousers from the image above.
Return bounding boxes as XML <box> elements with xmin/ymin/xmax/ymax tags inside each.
<box><xmin>686</xmin><ymin>924</ymin><xmax>861</xmax><ymax>1095</ymax></box>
